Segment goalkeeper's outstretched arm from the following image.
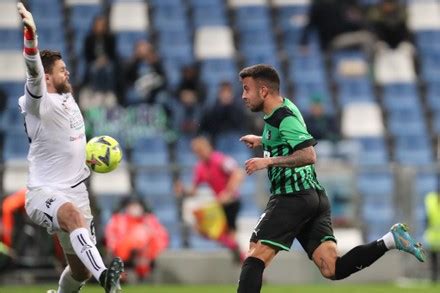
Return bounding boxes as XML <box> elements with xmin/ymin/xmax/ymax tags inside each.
<box><xmin>17</xmin><ymin>2</ymin><xmax>45</xmax><ymax>113</ymax></box>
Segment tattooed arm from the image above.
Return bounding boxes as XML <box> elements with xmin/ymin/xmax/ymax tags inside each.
<box><xmin>244</xmin><ymin>146</ymin><xmax>316</xmax><ymax>175</ymax></box>
<box><xmin>268</xmin><ymin>146</ymin><xmax>316</xmax><ymax>168</ymax></box>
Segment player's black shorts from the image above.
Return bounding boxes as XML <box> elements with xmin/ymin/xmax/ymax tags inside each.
<box><xmin>222</xmin><ymin>199</ymin><xmax>241</xmax><ymax>231</ymax></box>
<box><xmin>250</xmin><ymin>189</ymin><xmax>336</xmax><ymax>259</ymax></box>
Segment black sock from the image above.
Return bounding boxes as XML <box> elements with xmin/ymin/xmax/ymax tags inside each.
<box><xmin>237</xmin><ymin>257</ymin><xmax>265</xmax><ymax>293</ymax></box>
<box><xmin>99</xmin><ymin>269</ymin><xmax>107</xmax><ymax>287</ymax></box>
<box><xmin>334</xmin><ymin>240</ymin><xmax>388</xmax><ymax>280</ymax></box>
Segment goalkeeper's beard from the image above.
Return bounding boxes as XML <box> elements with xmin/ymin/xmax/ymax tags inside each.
<box><xmin>54</xmin><ymin>79</ymin><xmax>73</xmax><ymax>95</ymax></box>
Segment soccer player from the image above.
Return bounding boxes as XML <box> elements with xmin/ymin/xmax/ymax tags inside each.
<box><xmin>16</xmin><ymin>3</ymin><xmax>123</xmax><ymax>292</ymax></box>
<box><xmin>237</xmin><ymin>64</ymin><xmax>425</xmax><ymax>292</ymax></box>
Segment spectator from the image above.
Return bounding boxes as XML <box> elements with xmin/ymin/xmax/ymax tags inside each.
<box><xmin>124</xmin><ymin>40</ymin><xmax>167</xmax><ymax>106</ymax></box>
<box><xmin>301</xmin><ymin>0</ymin><xmax>374</xmax><ymax>54</ymax></box>
<box><xmin>200</xmin><ymin>81</ymin><xmax>248</xmax><ymax>144</ymax></box>
<box><xmin>176</xmin><ymin>64</ymin><xmax>205</xmax><ymax>103</ymax></box>
<box><xmin>368</xmin><ymin>0</ymin><xmax>411</xmax><ymax>49</ymax></box>
<box><xmin>81</xmin><ymin>15</ymin><xmax>119</xmax><ymax>109</ymax></box>
<box><xmin>424</xmin><ymin>190</ymin><xmax>440</xmax><ymax>283</ymax></box>
<box><xmin>303</xmin><ymin>96</ymin><xmax>340</xmax><ymax>141</ymax></box>
<box><xmin>175</xmin><ymin>136</ymin><xmax>245</xmax><ymax>263</ymax></box>
<box><xmin>369</xmin><ymin>0</ymin><xmax>416</xmax><ymax>84</ymax></box>
<box><xmin>105</xmin><ymin>197</ymin><xmax>169</xmax><ymax>280</ymax></box>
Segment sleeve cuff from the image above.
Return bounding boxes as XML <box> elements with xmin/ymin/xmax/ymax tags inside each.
<box><xmin>292</xmin><ymin>138</ymin><xmax>317</xmax><ymax>152</ymax></box>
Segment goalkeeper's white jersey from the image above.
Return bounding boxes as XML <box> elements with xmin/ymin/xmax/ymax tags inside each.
<box><xmin>18</xmin><ymin>53</ymin><xmax>90</xmax><ymax>190</ymax></box>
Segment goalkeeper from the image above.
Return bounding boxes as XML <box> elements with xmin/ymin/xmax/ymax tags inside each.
<box><xmin>16</xmin><ymin>3</ymin><xmax>123</xmax><ymax>292</ymax></box>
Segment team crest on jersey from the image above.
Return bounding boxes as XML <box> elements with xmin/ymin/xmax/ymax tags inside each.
<box><xmin>45</xmin><ymin>197</ymin><xmax>56</xmax><ymax>208</ymax></box>
<box><xmin>265</xmin><ymin>130</ymin><xmax>271</xmax><ymax>140</ymax></box>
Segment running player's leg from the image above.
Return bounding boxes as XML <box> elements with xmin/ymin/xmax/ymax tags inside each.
<box><xmin>57</xmin><ymin>255</ymin><xmax>88</xmax><ymax>293</ymax></box>
<box><xmin>57</xmin><ymin>202</ymin><xmax>108</xmax><ymax>282</ymax></box>
<box><xmin>304</xmin><ymin>191</ymin><xmax>424</xmax><ymax>280</ymax></box>
<box><xmin>57</xmin><ymin>193</ymin><xmax>123</xmax><ymax>292</ymax></box>
<box><xmin>238</xmin><ymin>194</ymin><xmax>316</xmax><ymax>293</ymax></box>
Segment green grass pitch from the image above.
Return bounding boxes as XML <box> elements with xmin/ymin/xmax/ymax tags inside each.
<box><xmin>1</xmin><ymin>284</ymin><xmax>439</xmax><ymax>293</ymax></box>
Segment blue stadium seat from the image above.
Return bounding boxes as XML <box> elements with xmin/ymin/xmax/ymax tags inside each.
<box><xmin>157</xmin><ymin>28</ymin><xmax>191</xmax><ymax>49</ymax></box>
<box><xmin>356</xmin><ymin>137</ymin><xmax>389</xmax><ymax>166</ymax></box>
<box><xmin>235</xmin><ymin>6</ymin><xmax>271</xmax><ymax>30</ymax></box>
<box><xmin>420</xmin><ymin>51</ymin><xmax>440</xmax><ymax>83</ymax></box>
<box><xmin>0</xmin><ymin>29</ymin><xmax>22</xmax><ymax>50</ymax></box>
<box><xmin>293</xmin><ymin>82</ymin><xmax>334</xmax><ymax>114</ymax></box>
<box><xmin>387</xmin><ymin>109</ymin><xmax>427</xmax><ymax>136</ymax></box>
<box><xmin>131</xmin><ymin>135</ymin><xmax>169</xmax><ymax>167</ymax></box>
<box><xmin>338</xmin><ymin>80</ymin><xmax>375</xmax><ymax>105</ymax></box>
<box><xmin>433</xmin><ymin>113</ymin><xmax>440</xmax><ymax>135</ymax></box>
<box><xmin>426</xmin><ymin>83</ymin><xmax>440</xmax><ymax>111</ymax></box>
<box><xmin>394</xmin><ymin>135</ymin><xmax>433</xmax><ymax>166</ymax></box>
<box><xmin>275</xmin><ymin>5</ymin><xmax>310</xmax><ymax>33</ymax></box>
<box><xmin>3</xmin><ymin>131</ymin><xmax>29</xmax><ymax>161</ymax></box>
<box><xmin>135</xmin><ymin>169</ymin><xmax>173</xmax><ymax>197</ymax></box>
<box><xmin>414</xmin><ymin>171</ymin><xmax>437</xmax><ymax>206</ymax></box>
<box><xmin>1</xmin><ymin>108</ymin><xmax>23</xmax><ymax>131</ymax></box>
<box><xmin>159</xmin><ymin>43</ymin><xmax>193</xmax><ymax>61</ymax></box>
<box><xmin>200</xmin><ymin>59</ymin><xmax>237</xmax><ymax>87</ymax></box>
<box><xmin>116</xmin><ymin>31</ymin><xmax>148</xmax><ymax>58</ymax></box>
<box><xmin>357</xmin><ymin>170</ymin><xmax>394</xmax><ymax>197</ymax></box>
<box><xmin>0</xmin><ymin>82</ymin><xmax>24</xmax><ymax>105</ymax></box>
<box><xmin>192</xmin><ymin>5</ymin><xmax>227</xmax><ymax>28</ymax></box>
<box><xmin>363</xmin><ymin>206</ymin><xmax>395</xmax><ymax>242</ymax></box>
<box><xmin>289</xmin><ymin>56</ymin><xmax>326</xmax><ymax>84</ymax></box>
<box><xmin>149</xmin><ymin>0</ymin><xmax>185</xmax><ymax>8</ymax></box>
<box><xmin>70</xmin><ymin>4</ymin><xmax>102</xmax><ymax>32</ymax></box>
<box><xmin>415</xmin><ymin>30</ymin><xmax>440</xmax><ymax>52</ymax></box>
<box><xmin>175</xmin><ymin>135</ymin><xmax>197</xmax><ymax>167</ymax></box>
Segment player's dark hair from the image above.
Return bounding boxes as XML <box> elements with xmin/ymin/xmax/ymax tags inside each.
<box><xmin>40</xmin><ymin>50</ymin><xmax>62</xmax><ymax>74</ymax></box>
<box><xmin>239</xmin><ymin>64</ymin><xmax>280</xmax><ymax>92</ymax></box>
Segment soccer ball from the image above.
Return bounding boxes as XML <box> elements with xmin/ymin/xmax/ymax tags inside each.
<box><xmin>85</xmin><ymin>135</ymin><xmax>122</xmax><ymax>173</ymax></box>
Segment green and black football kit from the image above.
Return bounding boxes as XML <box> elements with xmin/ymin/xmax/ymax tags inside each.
<box><xmin>250</xmin><ymin>98</ymin><xmax>336</xmax><ymax>258</ymax></box>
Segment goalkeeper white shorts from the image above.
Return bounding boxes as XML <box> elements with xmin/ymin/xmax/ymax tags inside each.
<box><xmin>25</xmin><ymin>183</ymin><xmax>96</xmax><ymax>254</ymax></box>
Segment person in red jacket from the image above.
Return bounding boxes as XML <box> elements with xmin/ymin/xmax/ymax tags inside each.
<box><xmin>105</xmin><ymin>198</ymin><xmax>169</xmax><ymax>280</ymax></box>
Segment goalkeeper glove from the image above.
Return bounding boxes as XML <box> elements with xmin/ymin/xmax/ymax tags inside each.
<box><xmin>17</xmin><ymin>2</ymin><xmax>38</xmax><ymax>55</ymax></box>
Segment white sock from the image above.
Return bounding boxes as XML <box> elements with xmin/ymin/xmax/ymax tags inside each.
<box><xmin>57</xmin><ymin>266</ymin><xmax>85</xmax><ymax>293</ymax></box>
<box><xmin>378</xmin><ymin>232</ymin><xmax>395</xmax><ymax>250</ymax></box>
<box><xmin>69</xmin><ymin>228</ymin><xmax>106</xmax><ymax>281</ymax></box>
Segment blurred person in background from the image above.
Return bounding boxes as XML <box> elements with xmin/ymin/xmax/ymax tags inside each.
<box><xmin>300</xmin><ymin>0</ymin><xmax>374</xmax><ymax>54</ymax></box>
<box><xmin>105</xmin><ymin>197</ymin><xmax>169</xmax><ymax>281</ymax></box>
<box><xmin>200</xmin><ymin>81</ymin><xmax>249</xmax><ymax>145</ymax></box>
<box><xmin>237</xmin><ymin>64</ymin><xmax>425</xmax><ymax>293</ymax></box>
<box><xmin>368</xmin><ymin>0</ymin><xmax>415</xmax><ymax>85</ymax></box>
<box><xmin>368</xmin><ymin>0</ymin><xmax>411</xmax><ymax>50</ymax></box>
<box><xmin>16</xmin><ymin>3</ymin><xmax>123</xmax><ymax>292</ymax></box>
<box><xmin>175</xmin><ymin>136</ymin><xmax>245</xmax><ymax>263</ymax></box>
<box><xmin>124</xmin><ymin>40</ymin><xmax>167</xmax><ymax>106</ymax></box>
<box><xmin>424</xmin><ymin>190</ymin><xmax>440</xmax><ymax>282</ymax></box>
<box><xmin>172</xmin><ymin>65</ymin><xmax>206</xmax><ymax>137</ymax></box>
<box><xmin>81</xmin><ymin>15</ymin><xmax>119</xmax><ymax>109</ymax></box>
<box><xmin>176</xmin><ymin>64</ymin><xmax>205</xmax><ymax>104</ymax></box>
<box><xmin>303</xmin><ymin>96</ymin><xmax>340</xmax><ymax>142</ymax></box>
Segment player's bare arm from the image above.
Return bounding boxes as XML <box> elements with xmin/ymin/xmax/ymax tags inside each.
<box><xmin>268</xmin><ymin>146</ymin><xmax>316</xmax><ymax>168</ymax></box>
<box><xmin>244</xmin><ymin>146</ymin><xmax>316</xmax><ymax>175</ymax></box>
<box><xmin>240</xmin><ymin>135</ymin><xmax>262</xmax><ymax>148</ymax></box>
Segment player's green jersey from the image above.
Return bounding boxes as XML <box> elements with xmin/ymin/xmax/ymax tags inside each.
<box><xmin>262</xmin><ymin>98</ymin><xmax>323</xmax><ymax>195</ymax></box>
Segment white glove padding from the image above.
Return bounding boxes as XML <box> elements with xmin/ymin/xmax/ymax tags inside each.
<box><xmin>17</xmin><ymin>2</ymin><xmax>37</xmax><ymax>37</ymax></box>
